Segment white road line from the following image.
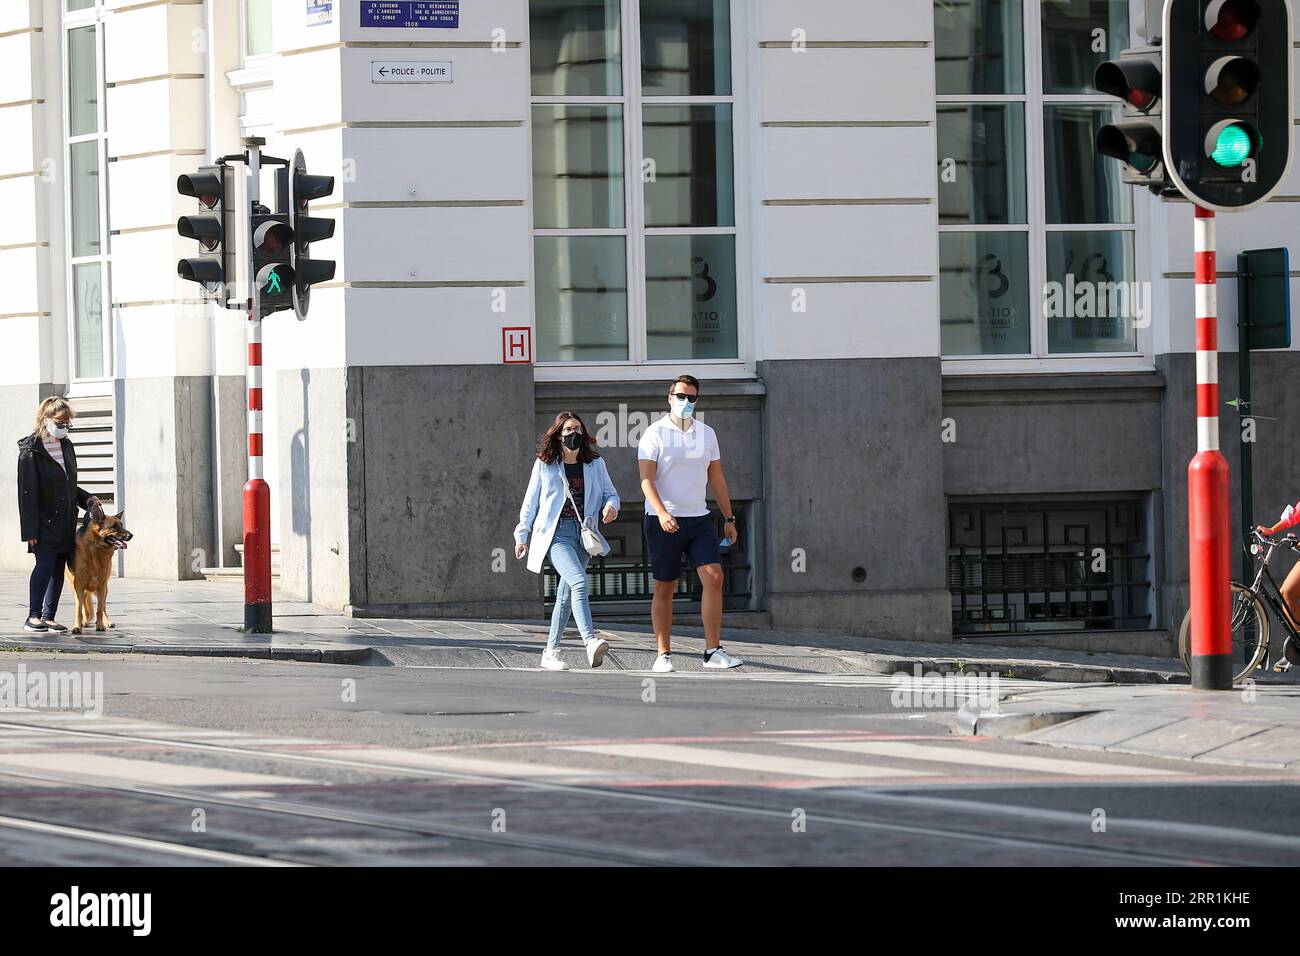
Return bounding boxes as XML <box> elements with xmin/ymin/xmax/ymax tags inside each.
<box><xmin>320</xmin><ymin>748</ymin><xmax>613</xmax><ymax>779</ymax></box>
<box><xmin>786</xmin><ymin>740</ymin><xmax>1185</xmax><ymax>777</ymax></box>
<box><xmin>0</xmin><ymin>753</ymin><xmax>316</xmax><ymax>788</ymax></box>
<box><xmin>562</xmin><ymin>743</ymin><xmax>934</xmax><ymax>779</ymax></box>
<box><xmin>0</xmin><ymin>813</ymin><xmax>304</xmax><ymax>866</ymax></box>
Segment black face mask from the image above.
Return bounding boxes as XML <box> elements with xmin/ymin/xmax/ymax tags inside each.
<box><xmin>562</xmin><ymin>433</ymin><xmax>584</xmax><ymax>451</ymax></box>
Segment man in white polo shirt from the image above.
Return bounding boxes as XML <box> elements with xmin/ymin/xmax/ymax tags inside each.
<box><xmin>637</xmin><ymin>375</ymin><xmax>742</xmax><ymax>672</ymax></box>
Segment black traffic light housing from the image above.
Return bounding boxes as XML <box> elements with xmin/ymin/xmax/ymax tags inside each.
<box><xmin>288</xmin><ymin>149</ymin><xmax>335</xmax><ymax>321</ymax></box>
<box><xmin>251</xmin><ymin>208</ymin><xmax>295</xmax><ymax>318</ymax></box>
<box><xmin>1095</xmin><ymin>44</ymin><xmax>1173</xmax><ymax>193</ymax></box>
<box><xmin>1163</xmin><ymin>0</ymin><xmax>1294</xmax><ymax>210</ymax></box>
<box><xmin>176</xmin><ymin>165</ymin><xmax>235</xmax><ymax>305</ymax></box>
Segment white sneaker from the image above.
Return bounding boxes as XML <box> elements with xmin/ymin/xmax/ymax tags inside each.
<box><xmin>540</xmin><ymin>648</ymin><xmax>569</xmax><ymax>671</ymax></box>
<box><xmin>586</xmin><ymin>637</ymin><xmax>610</xmax><ymax>668</ymax></box>
<box><xmin>652</xmin><ymin>653</ymin><xmax>675</xmax><ymax>673</ymax></box>
<box><xmin>703</xmin><ymin>647</ymin><xmax>743</xmax><ymax>669</ymax></box>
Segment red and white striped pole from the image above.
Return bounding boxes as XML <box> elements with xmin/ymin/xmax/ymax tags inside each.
<box><xmin>1188</xmin><ymin>204</ymin><xmax>1231</xmax><ymax>689</ymax></box>
<box><xmin>243</xmin><ymin>138</ymin><xmax>273</xmax><ymax>633</ymax></box>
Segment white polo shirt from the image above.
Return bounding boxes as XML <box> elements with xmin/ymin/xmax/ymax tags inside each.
<box><xmin>637</xmin><ymin>414</ymin><xmax>720</xmax><ymax>518</ymax></box>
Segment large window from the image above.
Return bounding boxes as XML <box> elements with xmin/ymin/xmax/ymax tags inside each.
<box><xmin>530</xmin><ymin>0</ymin><xmax>739</xmax><ymax>365</ymax></box>
<box><xmin>936</xmin><ymin>0</ymin><xmax>1141</xmax><ymax>362</ymax></box>
<box><xmin>244</xmin><ymin>0</ymin><xmax>274</xmax><ymax>57</ymax></box>
<box><xmin>64</xmin><ymin>2</ymin><xmax>111</xmax><ymax>380</ymax></box>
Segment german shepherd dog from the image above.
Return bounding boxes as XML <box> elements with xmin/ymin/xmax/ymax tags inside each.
<box><xmin>64</xmin><ymin>510</ymin><xmax>133</xmax><ymax>634</ymax></box>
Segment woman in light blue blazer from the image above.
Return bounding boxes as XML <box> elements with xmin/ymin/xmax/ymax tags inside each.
<box><xmin>515</xmin><ymin>411</ymin><xmax>620</xmax><ymax>671</ymax></box>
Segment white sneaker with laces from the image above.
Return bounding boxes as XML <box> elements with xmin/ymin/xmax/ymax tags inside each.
<box><xmin>586</xmin><ymin>637</ymin><xmax>610</xmax><ymax>668</ymax></box>
<box><xmin>540</xmin><ymin>648</ymin><xmax>569</xmax><ymax>671</ymax></box>
<box><xmin>703</xmin><ymin>647</ymin><xmax>743</xmax><ymax>669</ymax></box>
<box><xmin>652</xmin><ymin>653</ymin><xmax>675</xmax><ymax>673</ymax></box>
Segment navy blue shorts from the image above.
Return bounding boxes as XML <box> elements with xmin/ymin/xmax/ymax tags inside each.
<box><xmin>644</xmin><ymin>513</ymin><xmax>721</xmax><ymax>582</ymax></box>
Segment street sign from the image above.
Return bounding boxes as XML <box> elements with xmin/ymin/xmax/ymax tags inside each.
<box><xmin>1238</xmin><ymin>247</ymin><xmax>1292</xmax><ymax>350</ymax></box>
<box><xmin>371</xmin><ymin>60</ymin><xmax>453</xmax><ymax>84</ymax></box>
<box><xmin>360</xmin><ymin>1</ymin><xmax>459</xmax><ymax>29</ymax></box>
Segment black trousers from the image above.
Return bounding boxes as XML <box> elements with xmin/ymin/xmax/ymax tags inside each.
<box><xmin>29</xmin><ymin>551</ymin><xmax>69</xmax><ymax>619</ymax></box>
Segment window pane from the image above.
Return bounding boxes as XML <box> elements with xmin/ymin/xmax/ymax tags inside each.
<box><xmin>1046</xmin><ymin>231</ymin><xmax>1138</xmax><ymax>353</ymax></box>
<box><xmin>535</xmin><ymin>236</ymin><xmax>629</xmax><ymax>361</ymax></box>
<box><xmin>940</xmin><ymin>232</ymin><xmax>1031</xmax><ymax>355</ymax></box>
<box><xmin>69</xmin><ymin>141</ymin><xmax>100</xmax><ymax>258</ymax></box>
<box><xmin>245</xmin><ymin>0</ymin><xmax>274</xmax><ymax>56</ymax></box>
<box><xmin>645</xmin><ymin>234</ymin><xmax>737</xmax><ymax>360</ymax></box>
<box><xmin>66</xmin><ymin>0</ymin><xmax>95</xmax><ymax>11</ymax></box>
<box><xmin>937</xmin><ymin>104</ymin><xmax>1027</xmax><ymax>225</ymax></box>
<box><xmin>640</xmin><ymin>0</ymin><xmax>731</xmax><ymax>96</ymax></box>
<box><xmin>1044</xmin><ymin>105</ymin><xmax>1132</xmax><ymax>224</ymax></box>
<box><xmin>532</xmin><ymin>106</ymin><xmax>625</xmax><ymax>229</ymax></box>
<box><xmin>643</xmin><ymin>105</ymin><xmax>734</xmax><ymax>228</ymax></box>
<box><xmin>1041</xmin><ymin>0</ymin><xmax>1129</xmax><ymax>94</ymax></box>
<box><xmin>68</xmin><ymin>25</ymin><xmax>97</xmax><ymax>137</ymax></box>
<box><xmin>73</xmin><ymin>263</ymin><xmax>105</xmax><ymax>379</ymax></box>
<box><xmin>530</xmin><ymin>0</ymin><xmax>622</xmax><ymax>96</ymax></box>
<box><xmin>934</xmin><ymin>0</ymin><xmax>1024</xmax><ymax>95</ymax></box>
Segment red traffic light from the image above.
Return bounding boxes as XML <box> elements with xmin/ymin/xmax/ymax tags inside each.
<box><xmin>1205</xmin><ymin>0</ymin><xmax>1260</xmax><ymax>41</ymax></box>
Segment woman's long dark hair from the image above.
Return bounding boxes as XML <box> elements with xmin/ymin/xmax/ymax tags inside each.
<box><xmin>537</xmin><ymin>411</ymin><xmax>600</xmax><ymax>464</ymax></box>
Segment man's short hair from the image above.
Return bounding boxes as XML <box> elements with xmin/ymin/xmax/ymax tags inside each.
<box><xmin>670</xmin><ymin>374</ymin><xmax>700</xmax><ymax>394</ymax></box>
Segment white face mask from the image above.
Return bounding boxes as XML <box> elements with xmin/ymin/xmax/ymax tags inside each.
<box><xmin>670</xmin><ymin>397</ymin><xmax>696</xmax><ymax>419</ymax></box>
<box><xmin>44</xmin><ymin>418</ymin><xmax>69</xmax><ymax>440</ymax></box>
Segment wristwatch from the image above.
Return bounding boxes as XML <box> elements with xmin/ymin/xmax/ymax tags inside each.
<box><xmin>723</xmin><ymin>515</ymin><xmax>736</xmax><ymax>524</ymax></box>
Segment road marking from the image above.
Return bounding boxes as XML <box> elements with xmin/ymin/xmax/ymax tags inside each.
<box><xmin>0</xmin><ymin>753</ymin><xmax>315</xmax><ymax>788</ymax></box>
<box><xmin>786</xmin><ymin>740</ymin><xmax>1185</xmax><ymax>777</ymax></box>
<box><xmin>320</xmin><ymin>748</ymin><xmax>612</xmax><ymax>779</ymax></box>
<box><xmin>563</xmin><ymin>743</ymin><xmax>934</xmax><ymax>779</ymax></box>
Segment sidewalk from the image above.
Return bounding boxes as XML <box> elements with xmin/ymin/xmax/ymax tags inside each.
<box><xmin>2</xmin><ymin>567</ymin><xmax>1289</xmax><ymax>686</ymax></box>
<box><xmin>953</xmin><ymin>682</ymin><xmax>1300</xmax><ymax>772</ymax></box>
<box><xmin>0</xmin><ymin>570</ymin><xmax>1280</xmax><ymax>683</ymax></box>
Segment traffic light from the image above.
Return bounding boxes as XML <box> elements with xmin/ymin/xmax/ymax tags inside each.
<box><xmin>176</xmin><ymin>165</ymin><xmax>235</xmax><ymax>305</ymax></box>
<box><xmin>251</xmin><ymin>207</ymin><xmax>295</xmax><ymax>318</ymax></box>
<box><xmin>289</xmin><ymin>149</ymin><xmax>335</xmax><ymax>320</ymax></box>
<box><xmin>1163</xmin><ymin>0</ymin><xmax>1294</xmax><ymax>211</ymax></box>
<box><xmin>1095</xmin><ymin>43</ymin><xmax>1170</xmax><ymax>192</ymax></box>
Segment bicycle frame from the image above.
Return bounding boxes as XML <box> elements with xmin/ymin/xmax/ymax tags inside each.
<box><xmin>1242</xmin><ymin>537</ymin><xmax>1300</xmax><ymax>649</ymax></box>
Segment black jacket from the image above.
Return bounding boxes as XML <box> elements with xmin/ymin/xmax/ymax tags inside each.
<box><xmin>17</xmin><ymin>433</ymin><xmax>92</xmax><ymax>556</ymax></box>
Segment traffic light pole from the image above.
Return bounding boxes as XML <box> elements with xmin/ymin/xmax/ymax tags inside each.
<box><xmin>242</xmin><ymin>137</ymin><xmax>273</xmax><ymax>634</ymax></box>
<box><xmin>1188</xmin><ymin>205</ymin><xmax>1232</xmax><ymax>689</ymax></box>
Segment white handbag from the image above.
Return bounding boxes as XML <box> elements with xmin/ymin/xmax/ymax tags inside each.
<box><xmin>562</xmin><ymin>465</ymin><xmax>611</xmax><ymax>557</ymax></box>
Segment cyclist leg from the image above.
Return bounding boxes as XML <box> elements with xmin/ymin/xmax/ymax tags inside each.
<box><xmin>1280</xmin><ymin>560</ymin><xmax>1300</xmax><ymax>630</ymax></box>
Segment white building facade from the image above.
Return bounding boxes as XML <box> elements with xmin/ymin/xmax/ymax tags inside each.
<box><xmin>2</xmin><ymin>0</ymin><xmax>1298</xmax><ymax>651</ymax></box>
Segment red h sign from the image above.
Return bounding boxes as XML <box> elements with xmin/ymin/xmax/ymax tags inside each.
<box><xmin>502</xmin><ymin>327</ymin><xmax>531</xmax><ymax>364</ymax></box>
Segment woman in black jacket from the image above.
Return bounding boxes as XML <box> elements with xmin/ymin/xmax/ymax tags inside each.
<box><xmin>17</xmin><ymin>397</ymin><xmax>102</xmax><ymax>633</ymax></box>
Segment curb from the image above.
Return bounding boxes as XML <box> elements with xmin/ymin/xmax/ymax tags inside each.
<box><xmin>949</xmin><ymin>706</ymin><xmax>1097</xmax><ymax>737</ymax></box>
<box><xmin>0</xmin><ymin>641</ymin><xmax>373</xmax><ymax>665</ymax></box>
<box><xmin>858</xmin><ymin>655</ymin><xmax>1186</xmax><ymax>685</ymax></box>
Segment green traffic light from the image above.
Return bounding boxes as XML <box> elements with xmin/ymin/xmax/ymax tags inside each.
<box><xmin>1210</xmin><ymin>123</ymin><xmax>1253</xmax><ymax>166</ymax></box>
<box><xmin>265</xmin><ymin>270</ymin><xmax>283</xmax><ymax>295</ymax></box>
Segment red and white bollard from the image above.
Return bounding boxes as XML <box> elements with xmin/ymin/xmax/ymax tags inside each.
<box><xmin>1188</xmin><ymin>205</ymin><xmax>1232</xmax><ymax>689</ymax></box>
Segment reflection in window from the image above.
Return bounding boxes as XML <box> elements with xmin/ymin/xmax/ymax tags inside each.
<box><xmin>1046</xmin><ymin>231</ymin><xmax>1137</xmax><ymax>353</ymax></box>
<box><xmin>532</xmin><ymin>106</ymin><xmax>626</xmax><ymax>229</ymax></box>
<box><xmin>937</xmin><ymin>104</ymin><xmax>1028</xmax><ymax>225</ymax></box>
<box><xmin>940</xmin><ymin>232</ymin><xmax>1031</xmax><ymax>355</ymax></box>
<box><xmin>640</xmin><ymin>0</ymin><xmax>731</xmax><ymax>95</ymax></box>
<box><xmin>68</xmin><ymin>25</ymin><xmax>97</xmax><ymax>137</ymax></box>
<box><xmin>1041</xmin><ymin>0</ymin><xmax>1129</xmax><ymax>94</ymax></box>
<box><xmin>69</xmin><ymin>141</ymin><xmax>101</xmax><ymax>258</ymax></box>
<box><xmin>1044</xmin><ymin>105</ymin><xmax>1132</xmax><ymax>224</ymax></box>
<box><xmin>531</xmin><ymin>0</ymin><xmax>622</xmax><ymax>96</ymax></box>
<box><xmin>244</xmin><ymin>0</ymin><xmax>274</xmax><ymax>56</ymax></box>
<box><xmin>642</xmin><ymin>105</ymin><xmax>734</xmax><ymax>228</ymax></box>
<box><xmin>73</xmin><ymin>263</ymin><xmax>104</xmax><ymax>379</ymax></box>
<box><xmin>935</xmin><ymin>0</ymin><xmax>1025</xmax><ymax>95</ymax></box>
<box><xmin>535</xmin><ymin>236</ymin><xmax>630</xmax><ymax>362</ymax></box>
<box><xmin>645</xmin><ymin>235</ymin><xmax>736</xmax><ymax>360</ymax></box>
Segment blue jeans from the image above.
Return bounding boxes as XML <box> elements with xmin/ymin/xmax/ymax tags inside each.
<box><xmin>29</xmin><ymin>552</ymin><xmax>68</xmax><ymax>619</ymax></box>
<box><xmin>546</xmin><ymin>518</ymin><xmax>598</xmax><ymax>649</ymax></box>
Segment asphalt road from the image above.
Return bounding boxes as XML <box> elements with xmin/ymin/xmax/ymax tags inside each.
<box><xmin>0</xmin><ymin>653</ymin><xmax>1297</xmax><ymax>867</ymax></box>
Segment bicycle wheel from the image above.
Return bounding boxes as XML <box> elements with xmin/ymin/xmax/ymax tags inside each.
<box><xmin>1177</xmin><ymin>583</ymin><xmax>1270</xmax><ymax>683</ymax></box>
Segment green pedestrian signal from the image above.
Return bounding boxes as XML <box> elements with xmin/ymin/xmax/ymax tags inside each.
<box><xmin>1208</xmin><ymin>121</ymin><xmax>1254</xmax><ymax>167</ymax></box>
<box><xmin>266</xmin><ymin>270</ymin><xmax>283</xmax><ymax>295</ymax></box>
<box><xmin>251</xmin><ymin>214</ymin><xmax>295</xmax><ymax>317</ymax></box>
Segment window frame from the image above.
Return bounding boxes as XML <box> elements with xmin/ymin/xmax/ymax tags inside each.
<box><xmin>62</xmin><ymin>0</ymin><xmax>113</xmax><ymax>387</ymax></box>
<box><xmin>939</xmin><ymin>0</ymin><xmax>1155</xmax><ymax>375</ymax></box>
<box><xmin>241</xmin><ymin>0</ymin><xmax>276</xmax><ymax>62</ymax></box>
<box><xmin>529</xmin><ymin>0</ymin><xmax>755</xmax><ymax>381</ymax></box>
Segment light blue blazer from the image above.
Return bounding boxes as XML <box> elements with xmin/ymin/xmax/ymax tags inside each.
<box><xmin>515</xmin><ymin>456</ymin><xmax>620</xmax><ymax>574</ymax></box>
